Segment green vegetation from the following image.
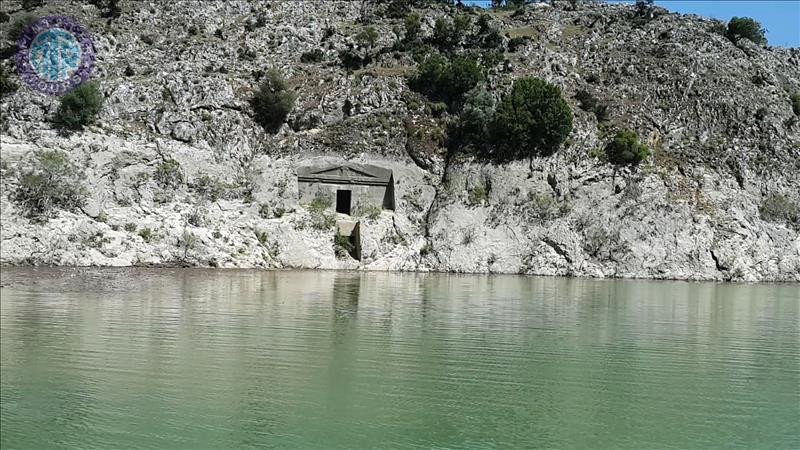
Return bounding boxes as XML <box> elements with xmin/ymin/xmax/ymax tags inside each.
<box><xmin>726</xmin><ymin>17</ymin><xmax>767</xmax><ymax>45</ymax></box>
<box><xmin>604</xmin><ymin>131</ymin><xmax>649</xmax><ymax>166</ymax></box>
<box><xmin>507</xmin><ymin>36</ymin><xmax>529</xmax><ymax>52</ymax></box>
<box><xmin>334</xmin><ymin>232</ymin><xmax>355</xmax><ymax>259</ymax></box>
<box><xmin>355</xmin><ymin>203</ymin><xmax>381</xmax><ymax>220</ymax></box>
<box><xmin>466</xmin><ymin>183</ymin><xmax>488</xmax><ymax>207</ymax></box>
<box><xmin>53</xmin><ymin>82</ymin><xmax>104</xmax><ymax>131</ymax></box>
<box><xmin>300</xmin><ymin>49</ymin><xmax>324</xmax><ymax>63</ymax></box>
<box><xmin>138</xmin><ymin>227</ymin><xmax>154</xmax><ymax>242</ymax></box>
<box><xmin>12</xmin><ymin>151</ymin><xmax>87</xmax><ymax>220</ymax></box>
<box><xmin>791</xmin><ymin>93</ymin><xmax>800</xmax><ymax>116</ymax></box>
<box><xmin>250</xmin><ymin>70</ymin><xmax>295</xmax><ymax>133</ymax></box>
<box><xmin>490</xmin><ymin>77</ymin><xmax>573</xmax><ymax>159</ymax></box>
<box><xmin>431</xmin><ymin>15</ymin><xmax>472</xmax><ymax>51</ymax></box>
<box><xmin>124</xmin><ymin>223</ymin><xmax>137</xmax><ymax>232</ymax></box>
<box><xmin>454</xmin><ymin>87</ymin><xmax>494</xmax><ymax>149</ymax></box>
<box><xmin>191</xmin><ymin>173</ymin><xmax>228</xmax><ymax>201</ymax></box>
<box><xmin>409</xmin><ymin>54</ymin><xmax>484</xmax><ymax>109</ymax></box>
<box><xmin>574</xmin><ymin>89</ymin><xmax>609</xmax><ymax>122</ymax></box>
<box><xmin>0</xmin><ymin>65</ymin><xmax>17</xmax><ymax>99</ymax></box>
<box><xmin>154</xmin><ymin>159</ymin><xmax>184</xmax><ymax>189</ymax></box>
<box><xmin>403</xmin><ymin>13</ymin><xmax>421</xmax><ymax>44</ymax></box>
<box><xmin>7</xmin><ymin>14</ymin><xmax>36</xmax><ymax>41</ymax></box>
<box><xmin>760</xmin><ymin>193</ymin><xmax>799</xmax><ymax>229</ymax></box>
<box><xmin>356</xmin><ymin>26</ymin><xmax>379</xmax><ymax>49</ymax></box>
<box><xmin>308</xmin><ymin>191</ymin><xmax>332</xmax><ymax>212</ymax></box>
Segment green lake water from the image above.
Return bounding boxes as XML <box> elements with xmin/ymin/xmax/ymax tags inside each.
<box><xmin>1</xmin><ymin>268</ymin><xmax>798</xmax><ymax>449</ymax></box>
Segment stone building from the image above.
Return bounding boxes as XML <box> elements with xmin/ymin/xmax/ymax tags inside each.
<box><xmin>296</xmin><ymin>163</ymin><xmax>394</xmax><ymax>215</ymax></box>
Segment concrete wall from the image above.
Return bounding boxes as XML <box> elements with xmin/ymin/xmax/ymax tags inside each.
<box><xmin>298</xmin><ymin>181</ymin><xmax>389</xmax><ymax>213</ymax></box>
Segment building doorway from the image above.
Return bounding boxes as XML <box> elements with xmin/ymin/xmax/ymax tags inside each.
<box><xmin>336</xmin><ymin>190</ymin><xmax>351</xmax><ymax>215</ymax></box>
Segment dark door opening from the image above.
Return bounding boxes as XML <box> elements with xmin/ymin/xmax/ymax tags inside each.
<box><xmin>336</xmin><ymin>190</ymin><xmax>351</xmax><ymax>215</ymax></box>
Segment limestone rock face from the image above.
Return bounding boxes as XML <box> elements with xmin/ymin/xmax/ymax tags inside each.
<box><xmin>1</xmin><ymin>0</ymin><xmax>798</xmax><ymax>281</ymax></box>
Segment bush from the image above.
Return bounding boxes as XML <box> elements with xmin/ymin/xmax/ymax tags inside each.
<box><xmin>604</xmin><ymin>131</ymin><xmax>649</xmax><ymax>166</ymax></box>
<box><xmin>53</xmin><ymin>82</ymin><xmax>104</xmax><ymax>131</ymax></box>
<box><xmin>466</xmin><ymin>183</ymin><xmax>488</xmax><ymax>207</ymax></box>
<box><xmin>138</xmin><ymin>227</ymin><xmax>154</xmax><ymax>242</ymax></box>
<box><xmin>356</xmin><ymin>26</ymin><xmax>379</xmax><ymax>49</ymax></box>
<box><xmin>300</xmin><ymin>49</ymin><xmax>324</xmax><ymax>63</ymax></box>
<box><xmin>154</xmin><ymin>159</ymin><xmax>184</xmax><ymax>189</ymax></box>
<box><xmin>7</xmin><ymin>14</ymin><xmax>36</xmax><ymax>42</ymax></box>
<box><xmin>791</xmin><ymin>94</ymin><xmax>800</xmax><ymax>116</ymax></box>
<box><xmin>191</xmin><ymin>173</ymin><xmax>227</xmax><ymax>201</ymax></box>
<box><xmin>404</xmin><ymin>12</ymin><xmax>421</xmax><ymax>44</ymax></box>
<box><xmin>507</xmin><ymin>36</ymin><xmax>529</xmax><ymax>52</ymax></box>
<box><xmin>250</xmin><ymin>70</ymin><xmax>295</xmax><ymax>133</ymax></box>
<box><xmin>575</xmin><ymin>89</ymin><xmax>609</xmax><ymax>122</ymax></box>
<box><xmin>12</xmin><ymin>151</ymin><xmax>87</xmax><ymax>220</ymax></box>
<box><xmin>431</xmin><ymin>15</ymin><xmax>471</xmax><ymax>51</ymax></box>
<box><xmin>0</xmin><ymin>65</ymin><xmax>17</xmax><ymax>99</ymax></box>
<box><xmin>490</xmin><ymin>77</ymin><xmax>573</xmax><ymax>159</ymax></box>
<box><xmin>760</xmin><ymin>193</ymin><xmax>799</xmax><ymax>229</ymax></box>
<box><xmin>409</xmin><ymin>54</ymin><xmax>484</xmax><ymax>109</ymax></box>
<box><xmin>726</xmin><ymin>17</ymin><xmax>767</xmax><ymax>45</ymax></box>
<box><xmin>124</xmin><ymin>223</ymin><xmax>137</xmax><ymax>232</ymax></box>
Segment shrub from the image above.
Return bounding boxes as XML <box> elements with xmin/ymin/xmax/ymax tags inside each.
<box><xmin>466</xmin><ymin>184</ymin><xmax>488</xmax><ymax>206</ymax></box>
<box><xmin>191</xmin><ymin>173</ymin><xmax>227</xmax><ymax>201</ymax></box>
<box><xmin>404</xmin><ymin>12</ymin><xmax>421</xmax><ymax>44</ymax></box>
<box><xmin>726</xmin><ymin>17</ymin><xmax>767</xmax><ymax>45</ymax></box>
<box><xmin>507</xmin><ymin>36</ymin><xmax>529</xmax><ymax>52</ymax></box>
<box><xmin>0</xmin><ymin>65</ymin><xmax>17</xmax><ymax>99</ymax></box>
<box><xmin>300</xmin><ymin>49</ymin><xmax>324</xmax><ymax>63</ymax></box>
<box><xmin>334</xmin><ymin>232</ymin><xmax>355</xmax><ymax>258</ymax></box>
<box><xmin>53</xmin><ymin>82</ymin><xmax>104</xmax><ymax>131</ymax></box>
<box><xmin>308</xmin><ymin>190</ymin><xmax>332</xmax><ymax>212</ymax></box>
<box><xmin>575</xmin><ymin>89</ymin><xmax>609</xmax><ymax>122</ymax></box>
<box><xmin>431</xmin><ymin>15</ymin><xmax>471</xmax><ymax>50</ymax></box>
<box><xmin>355</xmin><ymin>203</ymin><xmax>381</xmax><ymax>220</ymax></box>
<box><xmin>356</xmin><ymin>26</ymin><xmax>379</xmax><ymax>49</ymax></box>
<box><xmin>12</xmin><ymin>151</ymin><xmax>88</xmax><ymax>220</ymax></box>
<box><xmin>791</xmin><ymin>94</ymin><xmax>800</xmax><ymax>116</ymax></box>
<box><xmin>138</xmin><ymin>227</ymin><xmax>154</xmax><ymax>242</ymax></box>
<box><xmin>154</xmin><ymin>159</ymin><xmax>184</xmax><ymax>189</ymax></box>
<box><xmin>760</xmin><ymin>193</ymin><xmax>799</xmax><ymax>229</ymax></box>
<box><xmin>490</xmin><ymin>77</ymin><xmax>573</xmax><ymax>159</ymax></box>
<box><xmin>7</xmin><ymin>14</ymin><xmax>36</xmax><ymax>42</ymax></box>
<box><xmin>604</xmin><ymin>131</ymin><xmax>649</xmax><ymax>166</ymax></box>
<box><xmin>124</xmin><ymin>223</ymin><xmax>137</xmax><ymax>232</ymax></box>
<box><xmin>250</xmin><ymin>70</ymin><xmax>295</xmax><ymax>133</ymax></box>
<box><xmin>409</xmin><ymin>54</ymin><xmax>484</xmax><ymax>109</ymax></box>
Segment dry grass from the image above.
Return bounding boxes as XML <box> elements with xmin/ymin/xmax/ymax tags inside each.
<box><xmin>353</xmin><ymin>66</ymin><xmax>414</xmax><ymax>78</ymax></box>
<box><xmin>506</xmin><ymin>26</ymin><xmax>540</xmax><ymax>39</ymax></box>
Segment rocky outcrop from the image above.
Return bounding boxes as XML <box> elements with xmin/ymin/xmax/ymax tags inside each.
<box><xmin>1</xmin><ymin>0</ymin><xmax>798</xmax><ymax>281</ymax></box>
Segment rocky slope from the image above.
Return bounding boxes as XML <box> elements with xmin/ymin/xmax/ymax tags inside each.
<box><xmin>1</xmin><ymin>0</ymin><xmax>799</xmax><ymax>281</ymax></box>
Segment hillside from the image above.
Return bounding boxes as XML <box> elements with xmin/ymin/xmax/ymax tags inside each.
<box><xmin>1</xmin><ymin>0</ymin><xmax>798</xmax><ymax>281</ymax></box>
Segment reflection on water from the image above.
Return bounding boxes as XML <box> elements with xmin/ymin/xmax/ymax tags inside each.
<box><xmin>1</xmin><ymin>268</ymin><xmax>798</xmax><ymax>449</ymax></box>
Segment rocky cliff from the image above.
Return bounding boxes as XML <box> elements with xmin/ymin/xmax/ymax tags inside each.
<box><xmin>1</xmin><ymin>0</ymin><xmax>799</xmax><ymax>281</ymax></box>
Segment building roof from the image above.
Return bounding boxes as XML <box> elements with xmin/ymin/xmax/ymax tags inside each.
<box><xmin>296</xmin><ymin>163</ymin><xmax>392</xmax><ymax>186</ymax></box>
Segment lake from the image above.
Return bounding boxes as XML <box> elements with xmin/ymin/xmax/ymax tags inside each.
<box><xmin>1</xmin><ymin>268</ymin><xmax>798</xmax><ymax>449</ymax></box>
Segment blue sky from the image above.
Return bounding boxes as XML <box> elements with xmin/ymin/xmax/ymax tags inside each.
<box><xmin>464</xmin><ymin>1</ymin><xmax>800</xmax><ymax>47</ymax></box>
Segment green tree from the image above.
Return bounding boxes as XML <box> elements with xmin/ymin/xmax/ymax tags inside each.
<box><xmin>726</xmin><ymin>17</ymin><xmax>767</xmax><ymax>45</ymax></box>
<box><xmin>250</xmin><ymin>70</ymin><xmax>296</xmax><ymax>133</ymax></box>
<box><xmin>54</xmin><ymin>82</ymin><xmax>104</xmax><ymax>131</ymax></box>
<box><xmin>454</xmin><ymin>87</ymin><xmax>495</xmax><ymax>149</ymax></box>
<box><xmin>409</xmin><ymin>54</ymin><xmax>484</xmax><ymax>109</ymax></box>
<box><xmin>490</xmin><ymin>77</ymin><xmax>573</xmax><ymax>159</ymax></box>
<box><xmin>604</xmin><ymin>130</ymin><xmax>649</xmax><ymax>166</ymax></box>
